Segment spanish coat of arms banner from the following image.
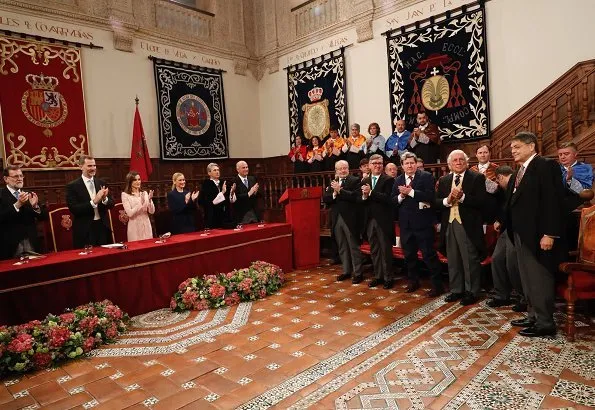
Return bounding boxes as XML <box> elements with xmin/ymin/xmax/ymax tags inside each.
<box><xmin>287</xmin><ymin>49</ymin><xmax>348</xmax><ymax>144</ymax></box>
<box><xmin>0</xmin><ymin>37</ymin><xmax>90</xmax><ymax>169</ymax></box>
<box><xmin>385</xmin><ymin>3</ymin><xmax>489</xmax><ymax>141</ymax></box>
<box><xmin>152</xmin><ymin>58</ymin><xmax>229</xmax><ymax>160</ymax></box>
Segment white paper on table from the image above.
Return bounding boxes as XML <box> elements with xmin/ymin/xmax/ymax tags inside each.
<box><xmin>101</xmin><ymin>243</ymin><xmax>126</xmax><ymax>249</ymax></box>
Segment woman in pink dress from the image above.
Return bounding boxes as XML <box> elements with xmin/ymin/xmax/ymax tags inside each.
<box><xmin>121</xmin><ymin>171</ymin><xmax>155</xmax><ymax>241</ymax></box>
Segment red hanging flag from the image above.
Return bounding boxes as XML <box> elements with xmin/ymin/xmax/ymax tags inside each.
<box><xmin>130</xmin><ymin>104</ymin><xmax>153</xmax><ymax>180</ymax></box>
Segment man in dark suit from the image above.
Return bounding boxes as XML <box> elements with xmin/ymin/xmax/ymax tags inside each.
<box><xmin>505</xmin><ymin>132</ymin><xmax>565</xmax><ymax>337</ymax></box>
<box><xmin>231</xmin><ymin>160</ymin><xmax>260</xmax><ymax>224</ymax></box>
<box><xmin>359</xmin><ymin>154</ymin><xmax>395</xmax><ymax>289</ymax></box>
<box><xmin>323</xmin><ymin>160</ymin><xmax>363</xmax><ymax>283</ymax></box>
<box><xmin>393</xmin><ymin>152</ymin><xmax>444</xmax><ymax>296</ymax></box>
<box><xmin>66</xmin><ymin>155</ymin><xmax>114</xmax><ymax>248</ymax></box>
<box><xmin>0</xmin><ymin>165</ymin><xmax>47</xmax><ymax>260</ymax></box>
<box><xmin>436</xmin><ymin>150</ymin><xmax>487</xmax><ymax>305</ymax></box>
<box><xmin>198</xmin><ymin>162</ymin><xmax>235</xmax><ymax>228</ymax></box>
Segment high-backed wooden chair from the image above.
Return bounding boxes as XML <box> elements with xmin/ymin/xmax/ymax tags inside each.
<box><xmin>108</xmin><ymin>202</ymin><xmax>129</xmax><ymax>243</ymax></box>
<box><xmin>558</xmin><ymin>203</ymin><xmax>595</xmax><ymax>341</ymax></box>
<box><xmin>44</xmin><ymin>205</ymin><xmax>74</xmax><ymax>252</ymax></box>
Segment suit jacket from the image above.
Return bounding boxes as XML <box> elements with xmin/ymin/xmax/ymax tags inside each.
<box><xmin>66</xmin><ymin>177</ymin><xmax>114</xmax><ymax>248</ymax></box>
<box><xmin>358</xmin><ymin>174</ymin><xmax>395</xmax><ymax>241</ymax></box>
<box><xmin>435</xmin><ymin>170</ymin><xmax>487</xmax><ymax>258</ymax></box>
<box><xmin>232</xmin><ymin>175</ymin><xmax>261</xmax><ymax>223</ymax></box>
<box><xmin>504</xmin><ymin>156</ymin><xmax>566</xmax><ymax>270</ymax></box>
<box><xmin>0</xmin><ymin>187</ymin><xmax>47</xmax><ymax>260</ymax></box>
<box><xmin>393</xmin><ymin>170</ymin><xmax>437</xmax><ymax>232</ymax></box>
<box><xmin>167</xmin><ymin>189</ymin><xmax>197</xmax><ymax>234</ymax></box>
<box><xmin>323</xmin><ymin>175</ymin><xmax>361</xmax><ymax>237</ymax></box>
<box><xmin>198</xmin><ymin>179</ymin><xmax>231</xmax><ymax>228</ymax></box>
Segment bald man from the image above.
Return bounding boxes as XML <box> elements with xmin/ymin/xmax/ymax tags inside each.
<box><xmin>231</xmin><ymin>161</ymin><xmax>260</xmax><ymax>224</ymax></box>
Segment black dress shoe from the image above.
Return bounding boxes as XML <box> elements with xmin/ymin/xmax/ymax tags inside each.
<box><xmin>427</xmin><ymin>288</ymin><xmax>444</xmax><ymax>297</ymax></box>
<box><xmin>511</xmin><ymin>318</ymin><xmax>536</xmax><ymax>327</ymax></box>
<box><xmin>444</xmin><ymin>293</ymin><xmax>463</xmax><ymax>302</ymax></box>
<box><xmin>460</xmin><ymin>294</ymin><xmax>478</xmax><ymax>306</ymax></box>
<box><xmin>519</xmin><ymin>326</ymin><xmax>556</xmax><ymax>337</ymax></box>
<box><xmin>337</xmin><ymin>273</ymin><xmax>351</xmax><ymax>281</ymax></box>
<box><xmin>512</xmin><ymin>303</ymin><xmax>527</xmax><ymax>312</ymax></box>
<box><xmin>352</xmin><ymin>276</ymin><xmax>364</xmax><ymax>284</ymax></box>
<box><xmin>383</xmin><ymin>280</ymin><xmax>394</xmax><ymax>289</ymax></box>
<box><xmin>369</xmin><ymin>278</ymin><xmax>384</xmax><ymax>287</ymax></box>
<box><xmin>487</xmin><ymin>298</ymin><xmax>512</xmax><ymax>308</ymax></box>
<box><xmin>405</xmin><ymin>281</ymin><xmax>420</xmax><ymax>293</ymax></box>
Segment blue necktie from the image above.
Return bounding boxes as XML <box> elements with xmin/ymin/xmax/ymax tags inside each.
<box><xmin>371</xmin><ymin>176</ymin><xmax>377</xmax><ymax>189</ymax></box>
<box><xmin>13</xmin><ymin>190</ymin><xmax>19</xmax><ymax>199</ymax></box>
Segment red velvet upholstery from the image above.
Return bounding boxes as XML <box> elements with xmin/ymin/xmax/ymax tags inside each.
<box><xmin>108</xmin><ymin>202</ymin><xmax>128</xmax><ymax>243</ymax></box>
<box><xmin>44</xmin><ymin>205</ymin><xmax>74</xmax><ymax>252</ymax></box>
<box><xmin>557</xmin><ymin>204</ymin><xmax>595</xmax><ymax>341</ymax></box>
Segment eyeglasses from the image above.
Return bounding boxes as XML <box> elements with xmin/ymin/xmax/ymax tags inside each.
<box><xmin>370</xmin><ymin>162</ymin><xmax>383</xmax><ymax>166</ymax></box>
<box><xmin>7</xmin><ymin>175</ymin><xmax>24</xmax><ymax>179</ymax></box>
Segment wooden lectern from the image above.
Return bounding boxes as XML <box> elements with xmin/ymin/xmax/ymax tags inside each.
<box><xmin>279</xmin><ymin>187</ymin><xmax>322</xmax><ymax>269</ymax></box>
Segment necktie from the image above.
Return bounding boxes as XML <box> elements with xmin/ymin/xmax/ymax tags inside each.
<box><xmin>340</xmin><ymin>178</ymin><xmax>345</xmax><ymax>186</ymax></box>
<box><xmin>371</xmin><ymin>176</ymin><xmax>377</xmax><ymax>189</ymax></box>
<box><xmin>13</xmin><ymin>190</ymin><xmax>19</xmax><ymax>199</ymax></box>
<box><xmin>243</xmin><ymin>177</ymin><xmax>248</xmax><ymax>188</ymax></box>
<box><xmin>406</xmin><ymin>176</ymin><xmax>413</xmax><ymax>187</ymax></box>
<box><xmin>454</xmin><ymin>174</ymin><xmax>461</xmax><ymax>186</ymax></box>
<box><xmin>515</xmin><ymin>165</ymin><xmax>525</xmax><ymax>188</ymax></box>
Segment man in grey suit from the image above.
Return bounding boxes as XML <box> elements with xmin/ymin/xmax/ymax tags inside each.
<box><xmin>436</xmin><ymin>150</ymin><xmax>487</xmax><ymax>306</ymax></box>
<box><xmin>323</xmin><ymin>160</ymin><xmax>363</xmax><ymax>283</ymax></box>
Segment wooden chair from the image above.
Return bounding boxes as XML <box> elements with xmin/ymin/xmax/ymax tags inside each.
<box><xmin>44</xmin><ymin>205</ymin><xmax>74</xmax><ymax>252</ymax></box>
<box><xmin>558</xmin><ymin>203</ymin><xmax>595</xmax><ymax>341</ymax></box>
<box><xmin>108</xmin><ymin>202</ymin><xmax>129</xmax><ymax>243</ymax></box>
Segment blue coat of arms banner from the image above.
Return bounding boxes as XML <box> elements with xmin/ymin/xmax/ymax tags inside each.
<box><xmin>287</xmin><ymin>49</ymin><xmax>348</xmax><ymax>144</ymax></box>
<box><xmin>152</xmin><ymin>58</ymin><xmax>228</xmax><ymax>160</ymax></box>
<box><xmin>385</xmin><ymin>3</ymin><xmax>489</xmax><ymax>141</ymax></box>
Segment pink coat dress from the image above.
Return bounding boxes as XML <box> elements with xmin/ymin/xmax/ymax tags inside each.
<box><xmin>121</xmin><ymin>191</ymin><xmax>155</xmax><ymax>241</ymax></box>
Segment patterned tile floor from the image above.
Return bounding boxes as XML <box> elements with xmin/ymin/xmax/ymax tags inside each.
<box><xmin>1</xmin><ymin>262</ymin><xmax>593</xmax><ymax>409</ymax></box>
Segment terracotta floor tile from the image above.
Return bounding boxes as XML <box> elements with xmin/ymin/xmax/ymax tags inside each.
<box><xmin>95</xmin><ymin>389</ymin><xmax>151</xmax><ymax>410</ymax></box>
<box><xmin>27</xmin><ymin>380</ymin><xmax>69</xmax><ymax>406</ymax></box>
<box><xmin>193</xmin><ymin>372</ymin><xmax>240</xmax><ymax>395</ymax></box>
<box><xmin>138</xmin><ymin>373</ymin><xmax>183</xmax><ymax>399</ymax></box>
<box><xmin>42</xmin><ymin>391</ymin><xmax>94</xmax><ymax>410</ymax></box>
<box><xmin>150</xmin><ymin>385</ymin><xmax>211</xmax><ymax>409</ymax></box>
<box><xmin>113</xmin><ymin>363</ymin><xmax>169</xmax><ymax>388</ymax></box>
<box><xmin>0</xmin><ymin>394</ymin><xmax>38</xmax><ymax>410</ymax></box>
<box><xmin>0</xmin><ymin>385</ymin><xmax>14</xmax><ymax>405</ymax></box>
<box><xmin>59</xmin><ymin>367</ymin><xmax>114</xmax><ymax>392</ymax></box>
<box><xmin>84</xmin><ymin>377</ymin><xmax>126</xmax><ymax>403</ymax></box>
<box><xmin>167</xmin><ymin>360</ymin><xmax>220</xmax><ymax>385</ymax></box>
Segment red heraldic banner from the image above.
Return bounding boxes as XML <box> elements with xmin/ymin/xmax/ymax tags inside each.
<box><xmin>130</xmin><ymin>106</ymin><xmax>153</xmax><ymax>180</ymax></box>
<box><xmin>0</xmin><ymin>37</ymin><xmax>90</xmax><ymax>169</ymax></box>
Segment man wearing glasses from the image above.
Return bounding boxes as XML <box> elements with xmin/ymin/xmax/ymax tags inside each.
<box><xmin>360</xmin><ymin>154</ymin><xmax>396</xmax><ymax>289</ymax></box>
<box><xmin>0</xmin><ymin>165</ymin><xmax>47</xmax><ymax>260</ymax></box>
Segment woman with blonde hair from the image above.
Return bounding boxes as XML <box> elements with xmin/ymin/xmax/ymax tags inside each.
<box><xmin>121</xmin><ymin>171</ymin><xmax>155</xmax><ymax>241</ymax></box>
<box><xmin>167</xmin><ymin>172</ymin><xmax>199</xmax><ymax>234</ymax></box>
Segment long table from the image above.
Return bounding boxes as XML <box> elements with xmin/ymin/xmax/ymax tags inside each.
<box><xmin>0</xmin><ymin>223</ymin><xmax>292</xmax><ymax>325</ymax></box>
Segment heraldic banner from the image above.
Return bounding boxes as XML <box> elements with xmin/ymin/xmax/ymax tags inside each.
<box><xmin>385</xmin><ymin>3</ymin><xmax>489</xmax><ymax>141</ymax></box>
<box><xmin>0</xmin><ymin>37</ymin><xmax>90</xmax><ymax>169</ymax></box>
<box><xmin>153</xmin><ymin>58</ymin><xmax>229</xmax><ymax>160</ymax></box>
<box><xmin>287</xmin><ymin>48</ymin><xmax>348</xmax><ymax>145</ymax></box>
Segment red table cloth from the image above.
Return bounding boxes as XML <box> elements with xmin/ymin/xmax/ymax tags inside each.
<box><xmin>0</xmin><ymin>223</ymin><xmax>292</xmax><ymax>325</ymax></box>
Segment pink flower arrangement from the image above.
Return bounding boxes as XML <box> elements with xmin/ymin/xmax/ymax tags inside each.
<box><xmin>0</xmin><ymin>300</ymin><xmax>129</xmax><ymax>376</ymax></box>
<box><xmin>170</xmin><ymin>261</ymin><xmax>285</xmax><ymax>312</ymax></box>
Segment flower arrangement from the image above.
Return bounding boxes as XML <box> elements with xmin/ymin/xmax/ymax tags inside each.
<box><xmin>0</xmin><ymin>300</ymin><xmax>129</xmax><ymax>376</ymax></box>
<box><xmin>170</xmin><ymin>261</ymin><xmax>285</xmax><ymax>312</ymax></box>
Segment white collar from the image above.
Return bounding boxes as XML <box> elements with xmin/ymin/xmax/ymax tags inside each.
<box><xmin>82</xmin><ymin>175</ymin><xmax>94</xmax><ymax>184</ymax></box>
<box><xmin>7</xmin><ymin>186</ymin><xmax>19</xmax><ymax>195</ymax></box>
<box><xmin>565</xmin><ymin>160</ymin><xmax>578</xmax><ymax>170</ymax></box>
<box><xmin>396</xmin><ymin>131</ymin><xmax>406</xmax><ymax>137</ymax></box>
<box><xmin>210</xmin><ymin>178</ymin><xmax>220</xmax><ymax>184</ymax></box>
<box><xmin>521</xmin><ymin>153</ymin><xmax>537</xmax><ymax>169</ymax></box>
<box><xmin>238</xmin><ymin>174</ymin><xmax>248</xmax><ymax>179</ymax></box>
<box><xmin>479</xmin><ymin>162</ymin><xmax>489</xmax><ymax>168</ymax></box>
